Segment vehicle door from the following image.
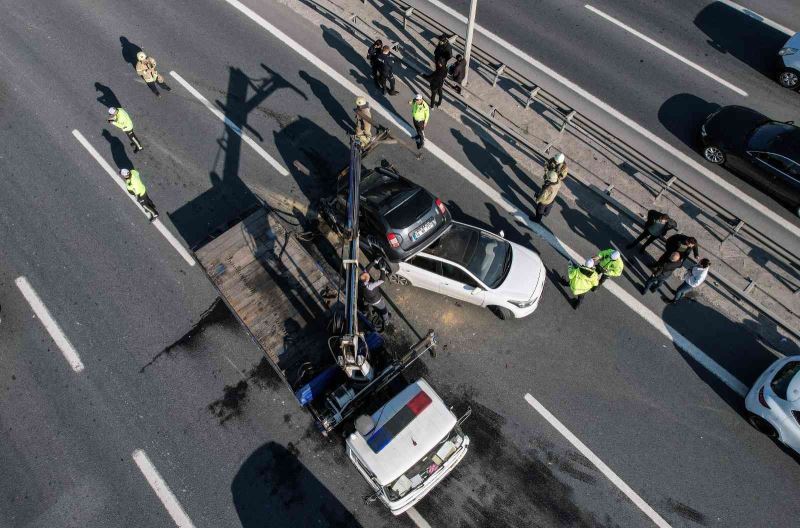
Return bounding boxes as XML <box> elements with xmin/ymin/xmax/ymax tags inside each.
<box><xmin>751</xmin><ymin>152</ymin><xmax>800</xmax><ymax>204</ymax></box>
<box><xmin>404</xmin><ymin>254</ymin><xmax>443</xmax><ymax>293</ymax></box>
<box><xmin>738</xmin><ymin>150</ymin><xmax>779</xmax><ymax>191</ymax></box>
<box><xmin>439</xmin><ymin>262</ymin><xmax>487</xmax><ymax>306</ymax></box>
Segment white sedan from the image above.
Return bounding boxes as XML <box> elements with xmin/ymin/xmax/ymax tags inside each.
<box><xmin>744</xmin><ymin>355</ymin><xmax>800</xmax><ymax>454</ymax></box>
<box><xmin>389</xmin><ymin>222</ymin><xmax>545</xmax><ymax>319</ymax></box>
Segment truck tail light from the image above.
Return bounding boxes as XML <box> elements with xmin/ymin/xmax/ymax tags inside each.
<box><xmin>387</xmin><ymin>233</ymin><xmax>400</xmax><ymax>248</ymax></box>
<box><xmin>758</xmin><ymin>386</ymin><xmax>770</xmax><ymax>409</ymax></box>
<box><xmin>435</xmin><ymin>198</ymin><xmax>446</xmax><ymax>215</ymax></box>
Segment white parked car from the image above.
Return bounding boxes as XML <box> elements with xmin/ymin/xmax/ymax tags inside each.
<box><xmin>744</xmin><ymin>355</ymin><xmax>800</xmax><ymax>454</ymax></box>
<box><xmin>390</xmin><ymin>222</ymin><xmax>545</xmax><ymax>319</ymax></box>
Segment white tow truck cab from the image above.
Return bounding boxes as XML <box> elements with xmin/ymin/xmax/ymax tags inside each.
<box><xmin>347</xmin><ymin>379</ymin><xmax>470</xmax><ymax>515</ymax></box>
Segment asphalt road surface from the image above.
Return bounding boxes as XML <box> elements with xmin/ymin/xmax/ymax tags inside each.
<box><xmin>1</xmin><ymin>0</ymin><xmax>799</xmax><ymax>527</ymax></box>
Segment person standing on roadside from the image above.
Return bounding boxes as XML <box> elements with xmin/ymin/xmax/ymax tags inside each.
<box><xmin>409</xmin><ymin>94</ymin><xmax>429</xmax><ymax>149</ymax></box>
<box><xmin>534</xmin><ymin>170</ymin><xmax>561</xmax><ymax>222</ymax></box>
<box><xmin>660</xmin><ymin>234</ymin><xmax>699</xmax><ymax>264</ymax></box>
<box><xmin>593</xmin><ymin>249</ymin><xmax>624</xmax><ymax>285</ymax></box>
<box><xmin>354</xmin><ymin>96</ymin><xmax>373</xmax><ymax>146</ymax></box>
<box><xmin>566</xmin><ymin>258</ymin><xmax>600</xmax><ymax>310</ymax></box>
<box><xmin>426</xmin><ymin>58</ymin><xmax>447</xmax><ymax>108</ymax></box>
<box><xmin>135</xmin><ymin>51</ymin><xmax>170</xmax><ymax>97</ymax></box>
<box><xmin>643</xmin><ymin>251</ymin><xmax>682</xmax><ymax>295</ymax></box>
<box><xmin>433</xmin><ymin>34</ymin><xmax>452</xmax><ymax>66</ymax></box>
<box><xmin>449</xmin><ymin>54</ymin><xmax>466</xmax><ymax>94</ymax></box>
<box><xmin>107</xmin><ymin>107</ymin><xmax>142</xmax><ymax>153</ymax></box>
<box><xmin>546</xmin><ymin>152</ymin><xmax>568</xmax><ymax>181</ymax></box>
<box><xmin>627</xmin><ymin>210</ymin><xmax>677</xmax><ymax>253</ymax></box>
<box><xmin>671</xmin><ymin>259</ymin><xmax>710</xmax><ymax>303</ymax></box>
<box><xmin>376</xmin><ymin>46</ymin><xmax>399</xmax><ymax>95</ymax></box>
<box><xmin>367</xmin><ymin>39</ymin><xmax>383</xmax><ymax>88</ymax></box>
<box><xmin>120</xmin><ymin>168</ymin><xmax>159</xmax><ymax>220</ymax></box>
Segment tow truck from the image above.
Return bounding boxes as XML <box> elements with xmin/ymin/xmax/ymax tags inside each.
<box><xmin>193</xmin><ymin>128</ymin><xmax>470</xmax><ymax>514</ymax></box>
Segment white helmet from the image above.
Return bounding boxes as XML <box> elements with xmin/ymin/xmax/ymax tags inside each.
<box><xmin>414</xmin><ymin>93</ymin><xmax>423</xmax><ymax>100</ymax></box>
<box><xmin>107</xmin><ymin>107</ymin><xmax>117</xmax><ymax>115</ymax></box>
<box><xmin>610</xmin><ymin>250</ymin><xmax>621</xmax><ymax>260</ymax></box>
<box><xmin>545</xmin><ymin>170</ymin><xmax>558</xmax><ymax>184</ymax></box>
<box><xmin>554</xmin><ymin>153</ymin><xmax>565</xmax><ymax>164</ymax></box>
<box><xmin>119</xmin><ymin>168</ymin><xmax>130</xmax><ymax>177</ymax></box>
<box><xmin>584</xmin><ymin>258</ymin><xmax>595</xmax><ymax>267</ymax></box>
<box><xmin>136</xmin><ymin>51</ymin><xmax>147</xmax><ymax>61</ymax></box>
<box><xmin>355</xmin><ymin>96</ymin><xmax>368</xmax><ymax>108</ymax></box>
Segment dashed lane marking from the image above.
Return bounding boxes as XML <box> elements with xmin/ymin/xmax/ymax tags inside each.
<box><xmin>407</xmin><ymin>507</ymin><xmax>433</xmax><ymax>528</ymax></box>
<box><xmin>168</xmin><ymin>70</ymin><xmax>290</xmax><ymax>177</ymax></box>
<box><xmin>220</xmin><ymin>0</ymin><xmax>748</xmax><ymax>402</ymax></box>
<box><xmin>132</xmin><ymin>449</ymin><xmax>196</xmax><ymax>528</ymax></box>
<box><xmin>72</xmin><ymin>129</ymin><xmax>196</xmax><ymax>267</ymax></box>
<box><xmin>15</xmin><ymin>276</ymin><xmax>84</xmax><ymax>373</ymax></box>
<box><xmin>524</xmin><ymin>393</ymin><xmax>673</xmax><ymax>528</ymax></box>
<box><xmin>422</xmin><ymin>0</ymin><xmax>800</xmax><ymax>240</ymax></box>
<box><xmin>585</xmin><ymin>4</ymin><xmax>748</xmax><ymax>96</ymax></box>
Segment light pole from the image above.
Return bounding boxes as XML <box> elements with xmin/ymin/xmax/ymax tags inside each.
<box><xmin>461</xmin><ymin>0</ymin><xmax>478</xmax><ymax>87</ymax></box>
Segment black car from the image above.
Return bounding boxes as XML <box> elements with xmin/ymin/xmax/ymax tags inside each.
<box><xmin>700</xmin><ymin>105</ymin><xmax>800</xmax><ymax>216</ymax></box>
<box><xmin>321</xmin><ymin>163</ymin><xmax>452</xmax><ymax>261</ymax></box>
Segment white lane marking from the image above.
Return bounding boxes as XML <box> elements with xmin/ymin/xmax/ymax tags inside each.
<box><xmin>423</xmin><ymin>0</ymin><xmax>800</xmax><ymax>239</ymax></box>
<box><xmin>407</xmin><ymin>507</ymin><xmax>433</xmax><ymax>528</ymax></box>
<box><xmin>524</xmin><ymin>393</ymin><xmax>672</xmax><ymax>528</ymax></box>
<box><xmin>132</xmin><ymin>450</ymin><xmax>196</xmax><ymax>528</ymax></box>
<box><xmin>716</xmin><ymin>0</ymin><xmax>795</xmax><ymax>36</ymax></box>
<box><xmin>220</xmin><ymin>0</ymin><xmax>747</xmax><ymax>397</ymax></box>
<box><xmin>585</xmin><ymin>4</ymin><xmax>747</xmax><ymax>96</ymax></box>
<box><xmin>71</xmin><ymin>130</ymin><xmax>195</xmax><ymax>267</ymax></box>
<box><xmin>168</xmin><ymin>70</ymin><xmax>290</xmax><ymax>177</ymax></box>
<box><xmin>15</xmin><ymin>276</ymin><xmax>84</xmax><ymax>373</ymax></box>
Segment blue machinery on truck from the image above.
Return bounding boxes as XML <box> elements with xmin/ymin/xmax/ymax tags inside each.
<box><xmin>294</xmin><ymin>133</ymin><xmax>438</xmax><ymax>434</ymax></box>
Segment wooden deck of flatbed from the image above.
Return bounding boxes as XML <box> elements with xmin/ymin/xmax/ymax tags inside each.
<box><xmin>195</xmin><ymin>208</ymin><xmax>337</xmax><ymax>382</ymax></box>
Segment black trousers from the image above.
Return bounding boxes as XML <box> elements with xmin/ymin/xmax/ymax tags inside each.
<box><xmin>371</xmin><ymin>62</ymin><xmax>380</xmax><ymax>85</ymax></box>
<box><xmin>125</xmin><ymin>131</ymin><xmax>142</xmax><ymax>151</ymax></box>
<box><xmin>535</xmin><ymin>201</ymin><xmax>553</xmax><ymax>220</ymax></box>
<box><xmin>137</xmin><ymin>193</ymin><xmax>158</xmax><ymax>216</ymax></box>
<box><xmin>627</xmin><ymin>230</ymin><xmax>658</xmax><ymax>251</ymax></box>
<box><xmin>379</xmin><ymin>73</ymin><xmax>395</xmax><ymax>93</ymax></box>
<box><xmin>413</xmin><ymin>120</ymin><xmax>425</xmax><ymax>149</ymax></box>
<box><xmin>430</xmin><ymin>85</ymin><xmax>443</xmax><ymax>106</ymax></box>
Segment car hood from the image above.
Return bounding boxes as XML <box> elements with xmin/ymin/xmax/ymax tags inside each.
<box><xmin>704</xmin><ymin>106</ymin><xmax>770</xmax><ymax>152</ymax></box>
<box><xmin>498</xmin><ymin>243</ymin><xmax>544</xmax><ymax>299</ymax></box>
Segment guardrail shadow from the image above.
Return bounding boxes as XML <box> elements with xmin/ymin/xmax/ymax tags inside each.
<box><xmin>232</xmin><ymin>442</ymin><xmax>363</xmax><ymax>527</ymax></box>
<box><xmin>695</xmin><ymin>2</ymin><xmax>788</xmax><ymax>79</ymax></box>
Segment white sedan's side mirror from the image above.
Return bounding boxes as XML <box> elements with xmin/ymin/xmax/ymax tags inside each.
<box><xmin>499</xmin><ymin>230</ymin><xmax>505</xmax><ymax>238</ymax></box>
<box><xmin>470</xmin><ymin>287</ymin><xmax>483</xmax><ymax>295</ymax></box>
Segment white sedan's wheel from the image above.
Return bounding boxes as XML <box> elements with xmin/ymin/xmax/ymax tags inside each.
<box><xmin>388</xmin><ymin>274</ymin><xmax>409</xmax><ymax>286</ymax></box>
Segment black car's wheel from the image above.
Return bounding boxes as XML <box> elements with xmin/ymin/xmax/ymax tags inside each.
<box><xmin>388</xmin><ymin>274</ymin><xmax>410</xmax><ymax>286</ymax></box>
<box><xmin>747</xmin><ymin>412</ymin><xmax>778</xmax><ymax>438</ymax></box>
<box><xmin>777</xmin><ymin>69</ymin><xmax>800</xmax><ymax>90</ymax></box>
<box><xmin>489</xmin><ymin>306</ymin><xmax>514</xmax><ymax>320</ymax></box>
<box><xmin>703</xmin><ymin>145</ymin><xmax>726</xmax><ymax>165</ymax></box>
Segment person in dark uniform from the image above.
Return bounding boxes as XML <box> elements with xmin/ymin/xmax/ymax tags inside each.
<box><xmin>359</xmin><ymin>260</ymin><xmax>390</xmax><ymax>326</ymax></box>
<box><xmin>433</xmin><ymin>34</ymin><xmax>453</xmax><ymax>66</ymax></box>
<box><xmin>376</xmin><ymin>46</ymin><xmax>399</xmax><ymax>95</ymax></box>
<box><xmin>367</xmin><ymin>39</ymin><xmax>383</xmax><ymax>88</ymax></box>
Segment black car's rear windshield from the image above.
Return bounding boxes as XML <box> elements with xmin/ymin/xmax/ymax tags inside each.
<box><xmin>748</xmin><ymin>123</ymin><xmax>798</xmax><ymax>153</ymax></box>
<box><xmin>426</xmin><ymin>224</ymin><xmax>511</xmax><ymax>288</ymax></box>
<box><xmin>382</xmin><ymin>189</ymin><xmax>433</xmax><ymax>227</ymax></box>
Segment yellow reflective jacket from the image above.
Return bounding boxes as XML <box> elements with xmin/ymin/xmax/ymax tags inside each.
<box><xmin>596</xmin><ymin>249</ymin><xmax>624</xmax><ymax>277</ymax></box>
<box><xmin>111</xmin><ymin>108</ymin><xmax>133</xmax><ymax>132</ymax></box>
<box><xmin>126</xmin><ymin>169</ymin><xmax>146</xmax><ymax>197</ymax></box>
<box><xmin>410</xmin><ymin>100</ymin><xmax>429</xmax><ymax>124</ymax></box>
<box><xmin>568</xmin><ymin>264</ymin><xmax>599</xmax><ymax>295</ymax></box>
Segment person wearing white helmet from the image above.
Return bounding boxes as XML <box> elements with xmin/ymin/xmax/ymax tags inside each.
<box><xmin>592</xmin><ymin>248</ymin><xmax>624</xmax><ymax>285</ymax></box>
<box><xmin>135</xmin><ymin>50</ymin><xmax>170</xmax><ymax>96</ymax></box>
<box><xmin>354</xmin><ymin>96</ymin><xmax>373</xmax><ymax>146</ymax></box>
<box><xmin>120</xmin><ymin>168</ymin><xmax>159</xmax><ymax>220</ymax></box>
<box><xmin>107</xmin><ymin>107</ymin><xmax>142</xmax><ymax>152</ymax></box>
<box><xmin>545</xmin><ymin>152</ymin><xmax>568</xmax><ymax>181</ymax></box>
<box><xmin>409</xmin><ymin>94</ymin><xmax>430</xmax><ymax>149</ymax></box>
<box><xmin>534</xmin><ymin>169</ymin><xmax>562</xmax><ymax>222</ymax></box>
<box><xmin>565</xmin><ymin>257</ymin><xmax>600</xmax><ymax>310</ymax></box>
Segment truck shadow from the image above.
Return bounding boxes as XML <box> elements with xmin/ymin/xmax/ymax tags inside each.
<box><xmin>232</xmin><ymin>441</ymin><xmax>363</xmax><ymax>528</ymax></box>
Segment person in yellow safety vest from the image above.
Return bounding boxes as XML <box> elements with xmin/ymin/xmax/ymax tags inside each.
<box><xmin>120</xmin><ymin>168</ymin><xmax>159</xmax><ymax>221</ymax></box>
<box><xmin>135</xmin><ymin>51</ymin><xmax>171</xmax><ymax>97</ymax></box>
<box><xmin>409</xmin><ymin>94</ymin><xmax>430</xmax><ymax>150</ymax></box>
<box><xmin>107</xmin><ymin>107</ymin><xmax>143</xmax><ymax>153</ymax></box>
<box><xmin>545</xmin><ymin>152</ymin><xmax>568</xmax><ymax>181</ymax></box>
<box><xmin>593</xmin><ymin>249</ymin><xmax>624</xmax><ymax>285</ymax></box>
<box><xmin>354</xmin><ymin>96</ymin><xmax>373</xmax><ymax>146</ymax></box>
<box><xmin>566</xmin><ymin>258</ymin><xmax>600</xmax><ymax>310</ymax></box>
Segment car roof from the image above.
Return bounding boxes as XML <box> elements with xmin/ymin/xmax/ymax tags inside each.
<box><xmin>346</xmin><ymin>379</ymin><xmax>456</xmax><ymax>486</ymax></box>
<box><xmin>422</xmin><ymin>221</ymin><xmax>502</xmax><ymax>263</ymax></box>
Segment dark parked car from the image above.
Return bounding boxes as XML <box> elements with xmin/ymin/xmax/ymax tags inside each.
<box><xmin>321</xmin><ymin>162</ymin><xmax>452</xmax><ymax>261</ymax></box>
<box><xmin>700</xmin><ymin>105</ymin><xmax>800</xmax><ymax>216</ymax></box>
